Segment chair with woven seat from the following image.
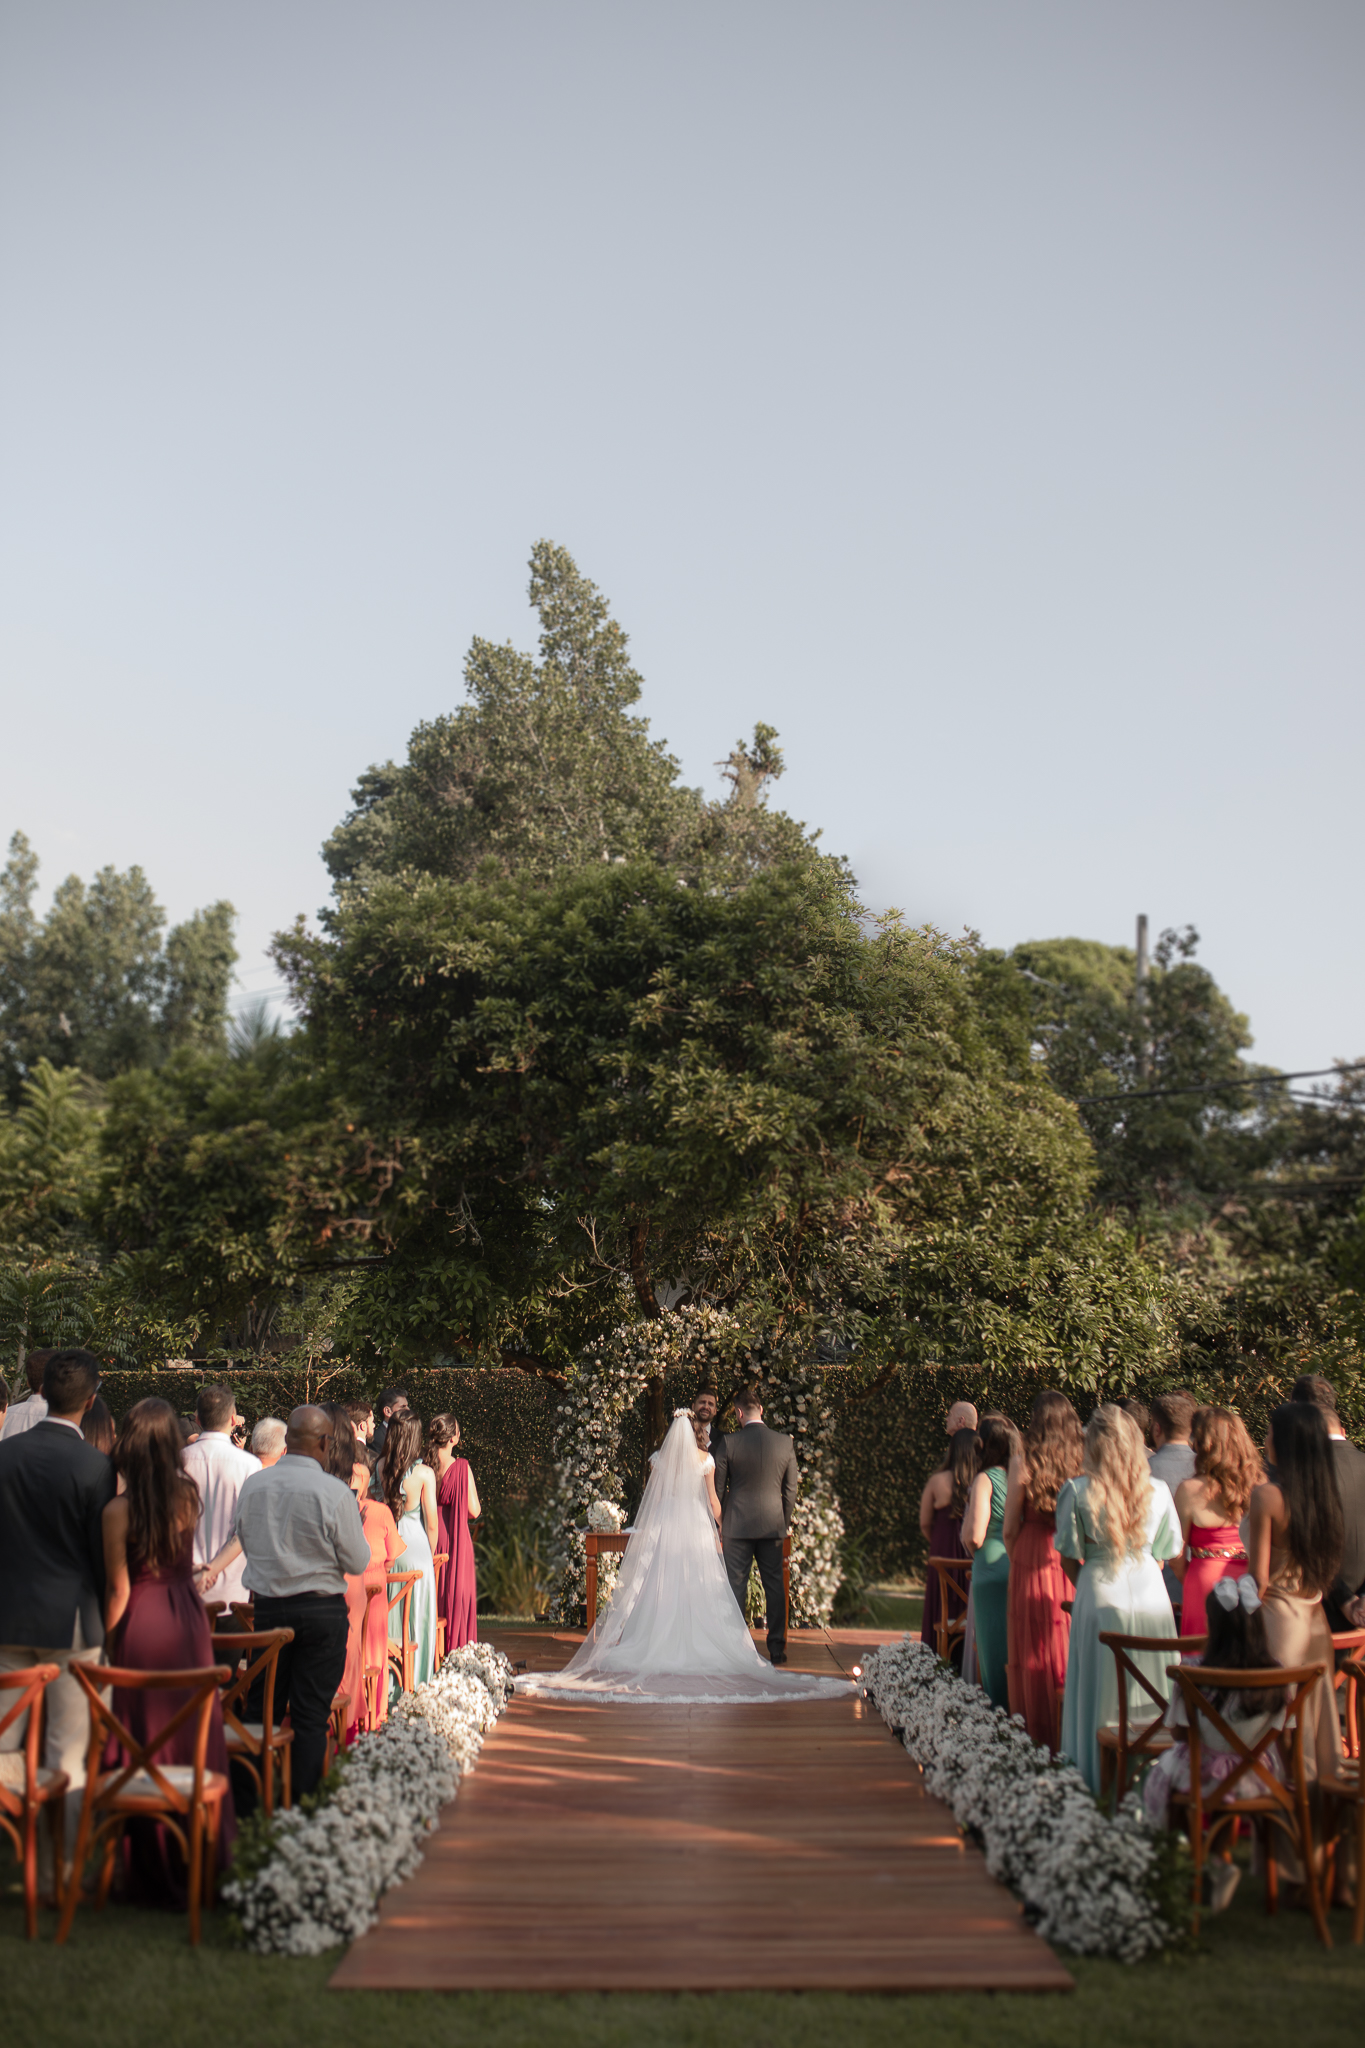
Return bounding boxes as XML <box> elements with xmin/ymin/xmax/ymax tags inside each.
<box><xmin>211</xmin><ymin>1628</ymin><xmax>294</xmax><ymax>1816</ymax></box>
<box><xmin>0</xmin><ymin>1663</ymin><xmax>69</xmax><ymax>1939</ymax></box>
<box><xmin>928</xmin><ymin>1556</ymin><xmax>971</xmax><ymax>1664</ymax></box>
<box><xmin>385</xmin><ymin>1569</ymin><xmax>422</xmax><ymax>1698</ymax></box>
<box><xmin>1096</xmin><ymin>1631</ymin><xmax>1207</xmax><ymax>1804</ymax></box>
<box><xmin>56</xmin><ymin>1662</ymin><xmax>232</xmax><ymax>1946</ymax></box>
<box><xmin>1167</xmin><ymin>1658</ymin><xmax>1331</xmax><ymax>1945</ymax></box>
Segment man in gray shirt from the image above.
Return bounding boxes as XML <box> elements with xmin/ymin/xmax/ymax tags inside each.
<box><xmin>1148</xmin><ymin>1392</ymin><xmax>1197</xmax><ymax>1615</ymax></box>
<box><xmin>201</xmin><ymin>1405</ymin><xmax>370</xmax><ymax>1797</ymax></box>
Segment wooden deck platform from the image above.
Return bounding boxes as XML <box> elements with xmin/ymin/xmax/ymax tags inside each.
<box><xmin>329</xmin><ymin>1626</ymin><xmax>1072</xmax><ymax>1994</ymax></box>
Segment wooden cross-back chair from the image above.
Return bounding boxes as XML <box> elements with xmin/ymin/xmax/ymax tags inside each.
<box><xmin>1331</xmin><ymin>1629</ymin><xmax>1365</xmax><ymax>1759</ymax></box>
<box><xmin>1096</xmin><ymin>1631</ymin><xmax>1207</xmax><ymax>1804</ymax></box>
<box><xmin>928</xmin><ymin>1556</ymin><xmax>972</xmax><ymax>1665</ymax></box>
<box><xmin>1325</xmin><ymin>1652</ymin><xmax>1365</xmax><ymax>1943</ymax></box>
<box><xmin>385</xmin><ymin>1569</ymin><xmax>422</xmax><ymax>1697</ymax></box>
<box><xmin>1167</xmin><ymin>1659</ymin><xmax>1331</xmax><ymax>1946</ymax></box>
<box><xmin>0</xmin><ymin>1662</ymin><xmax>68</xmax><ymax>1939</ymax></box>
<box><xmin>210</xmin><ymin>1628</ymin><xmax>294</xmax><ymax>1816</ymax></box>
<box><xmin>56</xmin><ymin>1662</ymin><xmax>233</xmax><ymax>1947</ymax></box>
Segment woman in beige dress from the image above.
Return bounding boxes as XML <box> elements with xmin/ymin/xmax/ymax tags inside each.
<box><xmin>1248</xmin><ymin>1400</ymin><xmax>1347</xmax><ymax>1891</ymax></box>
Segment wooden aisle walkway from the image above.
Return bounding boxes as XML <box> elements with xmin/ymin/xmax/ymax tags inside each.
<box><xmin>329</xmin><ymin>1628</ymin><xmax>1072</xmax><ymax>1994</ymax></box>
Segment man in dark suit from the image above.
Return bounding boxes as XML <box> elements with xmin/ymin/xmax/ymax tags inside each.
<box><xmin>1293</xmin><ymin>1373</ymin><xmax>1365</xmax><ymax>1631</ymax></box>
<box><xmin>370</xmin><ymin>1386</ymin><xmax>409</xmax><ymax>1460</ymax></box>
<box><xmin>711</xmin><ymin>1385</ymin><xmax>799</xmax><ymax>1665</ymax></box>
<box><xmin>0</xmin><ymin>1348</ymin><xmax>116</xmax><ymax>1883</ymax></box>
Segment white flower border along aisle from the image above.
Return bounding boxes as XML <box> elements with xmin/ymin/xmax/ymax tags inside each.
<box><xmin>859</xmin><ymin>1638</ymin><xmax>1183</xmax><ymax>1962</ymax></box>
<box><xmin>545</xmin><ymin>1305</ymin><xmax>844</xmax><ymax>1626</ymax></box>
<box><xmin>222</xmin><ymin>1642</ymin><xmax>516</xmax><ymax>1956</ymax></box>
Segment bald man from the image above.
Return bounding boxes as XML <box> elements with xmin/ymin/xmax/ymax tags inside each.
<box><xmin>946</xmin><ymin>1401</ymin><xmax>978</xmax><ymax>1436</ymax></box>
<box><xmin>202</xmin><ymin>1404</ymin><xmax>369</xmax><ymax>1797</ymax></box>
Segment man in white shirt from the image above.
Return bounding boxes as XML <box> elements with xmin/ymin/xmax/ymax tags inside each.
<box><xmin>182</xmin><ymin>1383</ymin><xmax>259</xmax><ymax>1604</ymax></box>
<box><xmin>200</xmin><ymin>1405</ymin><xmax>370</xmax><ymax>1797</ymax></box>
<box><xmin>0</xmin><ymin>1351</ymin><xmax>56</xmax><ymax>1441</ymax></box>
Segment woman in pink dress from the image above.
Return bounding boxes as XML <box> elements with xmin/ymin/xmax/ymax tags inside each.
<box><xmin>1174</xmin><ymin>1405</ymin><xmax>1260</xmax><ymax>1639</ymax></box>
<box><xmin>429</xmin><ymin>1413</ymin><xmax>481</xmax><ymax>1652</ymax></box>
<box><xmin>102</xmin><ymin>1398</ymin><xmax>235</xmax><ymax>1901</ymax></box>
<box><xmin>1003</xmin><ymin>1390</ymin><xmax>1083</xmax><ymax>1746</ymax></box>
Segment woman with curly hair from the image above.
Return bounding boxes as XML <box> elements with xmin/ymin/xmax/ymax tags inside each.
<box><xmin>1056</xmin><ymin>1404</ymin><xmax>1181</xmax><ymax>1793</ymax></box>
<box><xmin>1174</xmin><ymin>1406</ymin><xmax>1261</xmax><ymax>1638</ymax></box>
<box><xmin>1003</xmin><ymin>1391</ymin><xmax>1084</xmax><ymax>1745</ymax></box>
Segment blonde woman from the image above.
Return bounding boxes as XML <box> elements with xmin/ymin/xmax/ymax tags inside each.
<box><xmin>1055</xmin><ymin>1404</ymin><xmax>1181</xmax><ymax>1794</ymax></box>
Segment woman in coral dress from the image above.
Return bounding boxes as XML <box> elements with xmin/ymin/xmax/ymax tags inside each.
<box><xmin>429</xmin><ymin>1412</ymin><xmax>481</xmax><ymax>1653</ymax></box>
<box><xmin>343</xmin><ymin>1449</ymin><xmax>404</xmax><ymax>1736</ymax></box>
<box><xmin>1003</xmin><ymin>1390</ymin><xmax>1083</xmax><ymax>1746</ymax></box>
<box><xmin>1174</xmin><ymin>1405</ymin><xmax>1260</xmax><ymax>1640</ymax></box>
<box><xmin>102</xmin><ymin>1398</ymin><xmax>235</xmax><ymax>1902</ymax></box>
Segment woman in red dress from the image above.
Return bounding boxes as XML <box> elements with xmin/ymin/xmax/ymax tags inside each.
<box><xmin>1003</xmin><ymin>1390</ymin><xmax>1083</xmax><ymax>1746</ymax></box>
<box><xmin>102</xmin><ymin>1398</ymin><xmax>235</xmax><ymax>1901</ymax></box>
<box><xmin>429</xmin><ymin>1413</ymin><xmax>481</xmax><ymax>1652</ymax></box>
<box><xmin>1173</xmin><ymin>1406</ymin><xmax>1260</xmax><ymax>1639</ymax></box>
<box><xmin>320</xmin><ymin>1406</ymin><xmax>404</xmax><ymax>1738</ymax></box>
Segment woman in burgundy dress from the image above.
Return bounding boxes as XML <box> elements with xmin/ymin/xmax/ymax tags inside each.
<box><xmin>429</xmin><ymin>1413</ymin><xmax>481</xmax><ymax>1652</ymax></box>
<box><xmin>1002</xmin><ymin>1390</ymin><xmax>1083</xmax><ymax>1746</ymax></box>
<box><xmin>102</xmin><ymin>1398</ymin><xmax>235</xmax><ymax>1902</ymax></box>
<box><xmin>918</xmin><ymin>1427</ymin><xmax>978</xmax><ymax>1655</ymax></box>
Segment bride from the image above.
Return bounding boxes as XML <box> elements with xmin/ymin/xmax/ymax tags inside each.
<box><xmin>519</xmin><ymin>1409</ymin><xmax>852</xmax><ymax>1703</ymax></box>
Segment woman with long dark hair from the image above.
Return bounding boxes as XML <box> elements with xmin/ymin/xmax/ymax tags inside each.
<box><xmin>429</xmin><ymin>1413</ymin><xmax>481</xmax><ymax>1654</ymax></box>
<box><xmin>1003</xmin><ymin>1390</ymin><xmax>1083</xmax><ymax>1744</ymax></box>
<box><xmin>102</xmin><ymin>1397</ymin><xmax>235</xmax><ymax>1898</ymax></box>
<box><xmin>1250</xmin><ymin>1403</ymin><xmax>1346</xmax><ymax>1803</ymax></box>
<box><xmin>962</xmin><ymin>1413</ymin><xmax>1020</xmax><ymax>1710</ymax></box>
<box><xmin>379</xmin><ymin>1409</ymin><xmax>439</xmax><ymax>1689</ymax></box>
<box><xmin>918</xmin><ymin>1427</ymin><xmax>978</xmax><ymax>1653</ymax></box>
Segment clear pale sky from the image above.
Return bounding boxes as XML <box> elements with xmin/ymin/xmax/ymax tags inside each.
<box><xmin>2</xmin><ymin>3</ymin><xmax>1361</xmax><ymax>1070</ymax></box>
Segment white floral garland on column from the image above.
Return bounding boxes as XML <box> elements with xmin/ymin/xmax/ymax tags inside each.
<box><xmin>546</xmin><ymin>1306</ymin><xmax>844</xmax><ymax>1627</ymax></box>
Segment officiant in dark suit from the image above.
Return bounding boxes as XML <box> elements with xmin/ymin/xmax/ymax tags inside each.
<box><xmin>712</xmin><ymin>1385</ymin><xmax>799</xmax><ymax>1665</ymax></box>
<box><xmin>0</xmin><ymin>1348</ymin><xmax>116</xmax><ymax>1884</ymax></box>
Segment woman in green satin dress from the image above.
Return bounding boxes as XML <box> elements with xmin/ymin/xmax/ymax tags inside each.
<box><xmin>964</xmin><ymin>1414</ymin><xmax>1019</xmax><ymax>1710</ymax></box>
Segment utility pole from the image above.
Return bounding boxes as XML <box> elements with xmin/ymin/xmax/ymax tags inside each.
<box><xmin>1135</xmin><ymin>913</ymin><xmax>1150</xmax><ymax>1080</ymax></box>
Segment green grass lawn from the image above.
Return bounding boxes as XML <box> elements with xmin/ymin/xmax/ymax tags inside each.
<box><xmin>4</xmin><ymin>1873</ymin><xmax>1363</xmax><ymax>2048</ymax></box>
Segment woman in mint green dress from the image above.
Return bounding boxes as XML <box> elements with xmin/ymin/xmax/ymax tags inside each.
<box><xmin>963</xmin><ymin>1415</ymin><xmax>1018</xmax><ymax>1710</ymax></box>
<box><xmin>1056</xmin><ymin>1404</ymin><xmax>1181</xmax><ymax>1795</ymax></box>
<box><xmin>379</xmin><ymin>1411</ymin><xmax>439</xmax><ymax>1691</ymax></box>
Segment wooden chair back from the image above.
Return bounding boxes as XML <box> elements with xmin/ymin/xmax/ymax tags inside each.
<box><xmin>927</xmin><ymin>1555</ymin><xmax>971</xmax><ymax>1663</ymax></box>
<box><xmin>386</xmin><ymin>1569</ymin><xmax>422</xmax><ymax>1695</ymax></box>
<box><xmin>0</xmin><ymin>1663</ymin><xmax>66</xmax><ymax>1939</ymax></box>
<box><xmin>210</xmin><ymin>1628</ymin><xmax>295</xmax><ymax>1814</ymax></box>
<box><xmin>1097</xmin><ymin>1631</ymin><xmax>1207</xmax><ymax>1802</ymax></box>
<box><xmin>57</xmin><ymin>1663</ymin><xmax>232</xmax><ymax>1947</ymax></box>
<box><xmin>432</xmin><ymin>1550</ymin><xmax>450</xmax><ymax>1663</ymax></box>
<box><xmin>1332</xmin><ymin>1629</ymin><xmax>1365</xmax><ymax>1759</ymax></box>
<box><xmin>1168</xmin><ymin>1659</ymin><xmax>1330</xmax><ymax>1945</ymax></box>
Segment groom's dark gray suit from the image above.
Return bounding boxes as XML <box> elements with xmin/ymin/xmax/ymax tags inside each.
<box><xmin>712</xmin><ymin>1420</ymin><xmax>798</xmax><ymax>1662</ymax></box>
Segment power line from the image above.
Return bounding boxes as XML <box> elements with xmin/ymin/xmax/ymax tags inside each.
<box><xmin>1074</xmin><ymin>1062</ymin><xmax>1365</xmax><ymax>1107</ymax></box>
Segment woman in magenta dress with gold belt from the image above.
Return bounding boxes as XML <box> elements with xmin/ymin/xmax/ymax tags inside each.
<box><xmin>430</xmin><ymin>1413</ymin><xmax>481</xmax><ymax>1651</ymax></box>
<box><xmin>1003</xmin><ymin>1391</ymin><xmax>1083</xmax><ymax>1746</ymax></box>
<box><xmin>1173</xmin><ymin>1406</ymin><xmax>1260</xmax><ymax>1638</ymax></box>
<box><xmin>102</xmin><ymin>1398</ymin><xmax>235</xmax><ymax>1901</ymax></box>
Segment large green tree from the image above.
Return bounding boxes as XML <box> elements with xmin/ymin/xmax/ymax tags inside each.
<box><xmin>0</xmin><ymin>832</ymin><xmax>236</xmax><ymax>1099</ymax></box>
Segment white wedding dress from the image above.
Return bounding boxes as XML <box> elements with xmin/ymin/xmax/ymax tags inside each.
<box><xmin>519</xmin><ymin>1411</ymin><xmax>852</xmax><ymax>1704</ymax></box>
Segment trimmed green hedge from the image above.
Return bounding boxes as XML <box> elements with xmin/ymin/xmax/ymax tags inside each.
<box><xmin>94</xmin><ymin>1355</ymin><xmax>1353</xmax><ymax>1583</ymax></box>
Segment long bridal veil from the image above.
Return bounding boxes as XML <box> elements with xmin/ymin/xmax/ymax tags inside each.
<box><xmin>518</xmin><ymin>1411</ymin><xmax>851</xmax><ymax>1703</ymax></box>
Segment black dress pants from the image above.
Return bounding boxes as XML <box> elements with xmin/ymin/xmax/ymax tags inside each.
<box><xmin>722</xmin><ymin>1535</ymin><xmax>787</xmax><ymax>1660</ymax></box>
<box><xmin>250</xmin><ymin>1591</ymin><xmax>350</xmax><ymax>1799</ymax></box>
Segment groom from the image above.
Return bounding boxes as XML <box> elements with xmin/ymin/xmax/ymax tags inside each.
<box><xmin>711</xmin><ymin>1385</ymin><xmax>798</xmax><ymax>1665</ymax></box>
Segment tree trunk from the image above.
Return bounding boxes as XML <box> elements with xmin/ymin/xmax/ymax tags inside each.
<box><xmin>627</xmin><ymin>1221</ymin><xmax>661</xmax><ymax>1321</ymax></box>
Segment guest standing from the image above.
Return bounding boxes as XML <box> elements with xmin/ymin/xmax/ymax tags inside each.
<box><xmin>1249</xmin><ymin>1402</ymin><xmax>1346</xmax><ymax>1862</ymax></box>
<box><xmin>1291</xmin><ymin>1374</ymin><xmax>1365</xmax><ymax>1631</ymax></box>
<box><xmin>200</xmin><ymin>1406</ymin><xmax>370</xmax><ymax>1798</ymax></box>
<box><xmin>81</xmin><ymin>1397</ymin><xmax>116</xmax><ymax>1456</ymax></box>
<box><xmin>251</xmin><ymin>1417</ymin><xmax>286</xmax><ymax>1468</ymax></box>
<box><xmin>370</xmin><ymin>1387</ymin><xmax>410</xmax><ymax>1461</ymax></box>
<box><xmin>918</xmin><ymin>1427</ymin><xmax>978</xmax><ymax>1654</ymax></box>
<box><xmin>344</xmin><ymin>1449</ymin><xmax>404</xmax><ymax>1737</ymax></box>
<box><xmin>963</xmin><ymin>1414</ymin><xmax>1018</xmax><ymax>1711</ymax></box>
<box><xmin>1003</xmin><ymin>1391</ymin><xmax>1083</xmax><ymax>1744</ymax></box>
<box><xmin>102</xmin><ymin>1398</ymin><xmax>236</xmax><ymax>1896</ymax></box>
<box><xmin>380</xmin><ymin>1411</ymin><xmax>439</xmax><ymax>1689</ymax></box>
<box><xmin>0</xmin><ymin>1349</ymin><xmax>114</xmax><ymax>1885</ymax></box>
<box><xmin>1148</xmin><ymin>1392</ymin><xmax>1197</xmax><ymax>1615</ymax></box>
<box><xmin>0</xmin><ymin>1350</ymin><xmax>56</xmax><ymax>1441</ymax></box>
<box><xmin>1056</xmin><ymin>1404</ymin><xmax>1180</xmax><ymax>1795</ymax></box>
<box><xmin>1173</xmin><ymin>1406</ymin><xmax>1259</xmax><ymax>1639</ymax></box>
<box><xmin>429</xmin><ymin>1413</ymin><xmax>481</xmax><ymax>1653</ymax></box>
<box><xmin>182</xmin><ymin>1383</ymin><xmax>260</xmax><ymax>1606</ymax></box>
